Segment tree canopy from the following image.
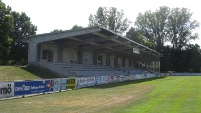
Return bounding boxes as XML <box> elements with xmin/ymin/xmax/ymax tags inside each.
<box><xmin>167</xmin><ymin>8</ymin><xmax>199</xmax><ymax>50</ymax></box>
<box><xmin>0</xmin><ymin>0</ymin><xmax>37</xmax><ymax>64</ymax></box>
<box><xmin>0</xmin><ymin>0</ymin><xmax>13</xmax><ymax>64</ymax></box>
<box><xmin>71</xmin><ymin>25</ymin><xmax>83</xmax><ymax>30</ymax></box>
<box><xmin>51</xmin><ymin>29</ymin><xmax>62</xmax><ymax>33</ymax></box>
<box><xmin>89</xmin><ymin>7</ymin><xmax>131</xmax><ymax>35</ymax></box>
<box><xmin>126</xmin><ymin>27</ymin><xmax>155</xmax><ymax>49</ymax></box>
<box><xmin>8</xmin><ymin>11</ymin><xmax>37</xmax><ymax>63</ymax></box>
<box><xmin>134</xmin><ymin>6</ymin><xmax>199</xmax><ymax>52</ymax></box>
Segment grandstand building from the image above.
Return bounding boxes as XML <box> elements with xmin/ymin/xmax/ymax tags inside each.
<box><xmin>21</xmin><ymin>26</ymin><xmax>161</xmax><ymax>77</ymax></box>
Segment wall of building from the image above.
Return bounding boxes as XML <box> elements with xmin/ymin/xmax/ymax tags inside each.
<box><xmin>63</xmin><ymin>48</ymin><xmax>78</xmax><ymax>64</ymax></box>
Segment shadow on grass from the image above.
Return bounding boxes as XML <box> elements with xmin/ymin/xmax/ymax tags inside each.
<box><xmin>86</xmin><ymin>76</ymin><xmax>167</xmax><ymax>89</ymax></box>
<box><xmin>20</xmin><ymin>66</ymin><xmax>61</xmax><ymax>79</ymax></box>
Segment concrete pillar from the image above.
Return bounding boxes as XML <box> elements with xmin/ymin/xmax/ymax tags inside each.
<box><xmin>93</xmin><ymin>51</ymin><xmax>97</xmax><ymax>65</ymax></box>
<box><xmin>28</xmin><ymin>42</ymin><xmax>37</xmax><ymax>65</ymax></box>
<box><xmin>58</xmin><ymin>45</ymin><xmax>63</xmax><ymax>62</ymax></box>
<box><xmin>122</xmin><ymin>57</ymin><xmax>125</xmax><ymax>67</ymax></box>
<box><xmin>114</xmin><ymin>56</ymin><xmax>117</xmax><ymax>66</ymax></box>
<box><xmin>158</xmin><ymin>61</ymin><xmax>160</xmax><ymax>74</ymax></box>
<box><xmin>129</xmin><ymin>58</ymin><xmax>131</xmax><ymax>67</ymax></box>
<box><xmin>153</xmin><ymin>61</ymin><xmax>155</xmax><ymax>72</ymax></box>
<box><xmin>37</xmin><ymin>44</ymin><xmax>41</xmax><ymax>61</ymax></box>
<box><xmin>106</xmin><ymin>54</ymin><xmax>109</xmax><ymax>66</ymax></box>
<box><xmin>77</xmin><ymin>49</ymin><xmax>83</xmax><ymax>64</ymax></box>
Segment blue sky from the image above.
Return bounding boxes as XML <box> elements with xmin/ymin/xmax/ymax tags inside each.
<box><xmin>2</xmin><ymin>0</ymin><xmax>201</xmax><ymax>45</ymax></box>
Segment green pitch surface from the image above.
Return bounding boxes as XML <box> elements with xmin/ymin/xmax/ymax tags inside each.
<box><xmin>1</xmin><ymin>76</ymin><xmax>201</xmax><ymax>113</ymax></box>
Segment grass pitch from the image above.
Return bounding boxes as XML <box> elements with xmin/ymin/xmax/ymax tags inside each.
<box><xmin>0</xmin><ymin>66</ymin><xmax>60</xmax><ymax>81</ymax></box>
<box><xmin>1</xmin><ymin>76</ymin><xmax>201</xmax><ymax>113</ymax></box>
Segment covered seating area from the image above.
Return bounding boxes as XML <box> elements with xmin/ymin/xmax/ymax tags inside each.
<box><xmin>20</xmin><ymin>26</ymin><xmax>161</xmax><ymax>77</ymax></box>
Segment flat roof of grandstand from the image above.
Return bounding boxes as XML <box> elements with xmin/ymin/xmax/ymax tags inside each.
<box><xmin>21</xmin><ymin>26</ymin><xmax>161</xmax><ymax>61</ymax></box>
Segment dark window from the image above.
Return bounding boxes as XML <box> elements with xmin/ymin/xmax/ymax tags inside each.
<box><xmin>42</xmin><ymin>50</ymin><xmax>54</xmax><ymax>62</ymax></box>
<box><xmin>42</xmin><ymin>50</ymin><xmax>48</xmax><ymax>59</ymax></box>
<box><xmin>48</xmin><ymin>51</ymin><xmax>53</xmax><ymax>62</ymax></box>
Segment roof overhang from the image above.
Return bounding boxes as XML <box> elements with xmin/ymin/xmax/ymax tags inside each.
<box><xmin>19</xmin><ymin>26</ymin><xmax>162</xmax><ymax>60</ymax></box>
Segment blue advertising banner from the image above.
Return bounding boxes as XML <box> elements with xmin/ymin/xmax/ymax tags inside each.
<box><xmin>60</xmin><ymin>78</ymin><xmax>66</xmax><ymax>91</ymax></box>
<box><xmin>14</xmin><ymin>80</ymin><xmax>54</xmax><ymax>96</ymax></box>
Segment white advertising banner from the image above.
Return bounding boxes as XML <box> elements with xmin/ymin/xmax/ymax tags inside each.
<box><xmin>146</xmin><ymin>74</ymin><xmax>150</xmax><ymax>78</ymax></box>
<box><xmin>151</xmin><ymin>74</ymin><xmax>156</xmax><ymax>78</ymax></box>
<box><xmin>130</xmin><ymin>75</ymin><xmax>137</xmax><ymax>80</ymax></box>
<box><xmin>138</xmin><ymin>74</ymin><xmax>144</xmax><ymax>79</ymax></box>
<box><xmin>95</xmin><ymin>76</ymin><xmax>108</xmax><ymax>85</ymax></box>
<box><xmin>126</xmin><ymin>75</ymin><xmax>131</xmax><ymax>80</ymax></box>
<box><xmin>113</xmin><ymin>75</ymin><xmax>119</xmax><ymax>82</ymax></box>
<box><xmin>76</xmin><ymin>77</ymin><xmax>96</xmax><ymax>89</ymax></box>
<box><xmin>108</xmin><ymin>76</ymin><xmax>114</xmax><ymax>83</ymax></box>
<box><xmin>136</xmin><ymin>74</ymin><xmax>141</xmax><ymax>79</ymax></box>
<box><xmin>0</xmin><ymin>82</ymin><xmax>14</xmax><ymax>99</ymax></box>
<box><xmin>119</xmin><ymin>75</ymin><xmax>127</xmax><ymax>82</ymax></box>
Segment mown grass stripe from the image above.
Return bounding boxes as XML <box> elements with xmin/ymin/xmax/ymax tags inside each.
<box><xmin>1</xmin><ymin>76</ymin><xmax>201</xmax><ymax>113</ymax></box>
<box><xmin>113</xmin><ymin>77</ymin><xmax>201</xmax><ymax>113</ymax></box>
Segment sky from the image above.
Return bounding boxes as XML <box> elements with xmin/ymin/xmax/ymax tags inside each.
<box><xmin>2</xmin><ymin>0</ymin><xmax>201</xmax><ymax>45</ymax></box>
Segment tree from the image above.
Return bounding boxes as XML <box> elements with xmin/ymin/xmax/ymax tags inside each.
<box><xmin>71</xmin><ymin>25</ymin><xmax>83</xmax><ymax>30</ymax></box>
<box><xmin>135</xmin><ymin>6</ymin><xmax>199</xmax><ymax>51</ymax></box>
<box><xmin>8</xmin><ymin>11</ymin><xmax>37</xmax><ymax>63</ymax></box>
<box><xmin>89</xmin><ymin>7</ymin><xmax>108</xmax><ymax>28</ymax></box>
<box><xmin>135</xmin><ymin>6</ymin><xmax>170</xmax><ymax>52</ymax></box>
<box><xmin>160</xmin><ymin>44</ymin><xmax>201</xmax><ymax>72</ymax></box>
<box><xmin>126</xmin><ymin>27</ymin><xmax>154</xmax><ymax>49</ymax></box>
<box><xmin>167</xmin><ymin>8</ymin><xmax>199</xmax><ymax>50</ymax></box>
<box><xmin>89</xmin><ymin>7</ymin><xmax>131</xmax><ymax>35</ymax></box>
<box><xmin>186</xmin><ymin>44</ymin><xmax>201</xmax><ymax>72</ymax></box>
<box><xmin>0</xmin><ymin>0</ymin><xmax>13</xmax><ymax>64</ymax></box>
<box><xmin>51</xmin><ymin>29</ymin><xmax>62</xmax><ymax>33</ymax></box>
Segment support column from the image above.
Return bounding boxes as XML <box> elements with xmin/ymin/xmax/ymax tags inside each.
<box><xmin>159</xmin><ymin>61</ymin><xmax>160</xmax><ymax>74</ymax></box>
<box><xmin>153</xmin><ymin>61</ymin><xmax>155</xmax><ymax>72</ymax></box>
<box><xmin>28</xmin><ymin>42</ymin><xmax>37</xmax><ymax>65</ymax></box>
<box><xmin>129</xmin><ymin>58</ymin><xmax>131</xmax><ymax>67</ymax></box>
<box><xmin>115</xmin><ymin>56</ymin><xmax>118</xmax><ymax>66</ymax></box>
<box><xmin>37</xmin><ymin>44</ymin><xmax>41</xmax><ymax>61</ymax></box>
<box><xmin>58</xmin><ymin>45</ymin><xmax>63</xmax><ymax>62</ymax></box>
<box><xmin>106</xmin><ymin>54</ymin><xmax>109</xmax><ymax>66</ymax></box>
<box><xmin>93</xmin><ymin>51</ymin><xmax>97</xmax><ymax>65</ymax></box>
<box><xmin>77</xmin><ymin>49</ymin><xmax>83</xmax><ymax>64</ymax></box>
<box><xmin>122</xmin><ymin>57</ymin><xmax>125</xmax><ymax>67</ymax></box>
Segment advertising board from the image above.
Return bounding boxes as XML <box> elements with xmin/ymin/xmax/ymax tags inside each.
<box><xmin>129</xmin><ymin>75</ymin><xmax>134</xmax><ymax>80</ymax></box>
<box><xmin>76</xmin><ymin>77</ymin><xmax>95</xmax><ymax>89</ymax></box>
<box><xmin>66</xmin><ymin>78</ymin><xmax>76</xmax><ymax>89</ymax></box>
<box><xmin>108</xmin><ymin>76</ymin><xmax>114</xmax><ymax>83</ymax></box>
<box><xmin>60</xmin><ymin>78</ymin><xmax>66</xmax><ymax>91</ymax></box>
<box><xmin>119</xmin><ymin>75</ymin><xmax>127</xmax><ymax>82</ymax></box>
<box><xmin>0</xmin><ymin>82</ymin><xmax>14</xmax><ymax>99</ymax></box>
<box><xmin>113</xmin><ymin>75</ymin><xmax>118</xmax><ymax>82</ymax></box>
<box><xmin>53</xmin><ymin>79</ymin><xmax>60</xmax><ymax>92</ymax></box>
<box><xmin>95</xmin><ymin>76</ymin><xmax>108</xmax><ymax>85</ymax></box>
<box><xmin>14</xmin><ymin>80</ymin><xmax>54</xmax><ymax>96</ymax></box>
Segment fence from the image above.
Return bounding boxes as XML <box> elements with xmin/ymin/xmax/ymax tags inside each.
<box><xmin>0</xmin><ymin>73</ymin><xmax>164</xmax><ymax>99</ymax></box>
<box><xmin>170</xmin><ymin>73</ymin><xmax>201</xmax><ymax>76</ymax></box>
